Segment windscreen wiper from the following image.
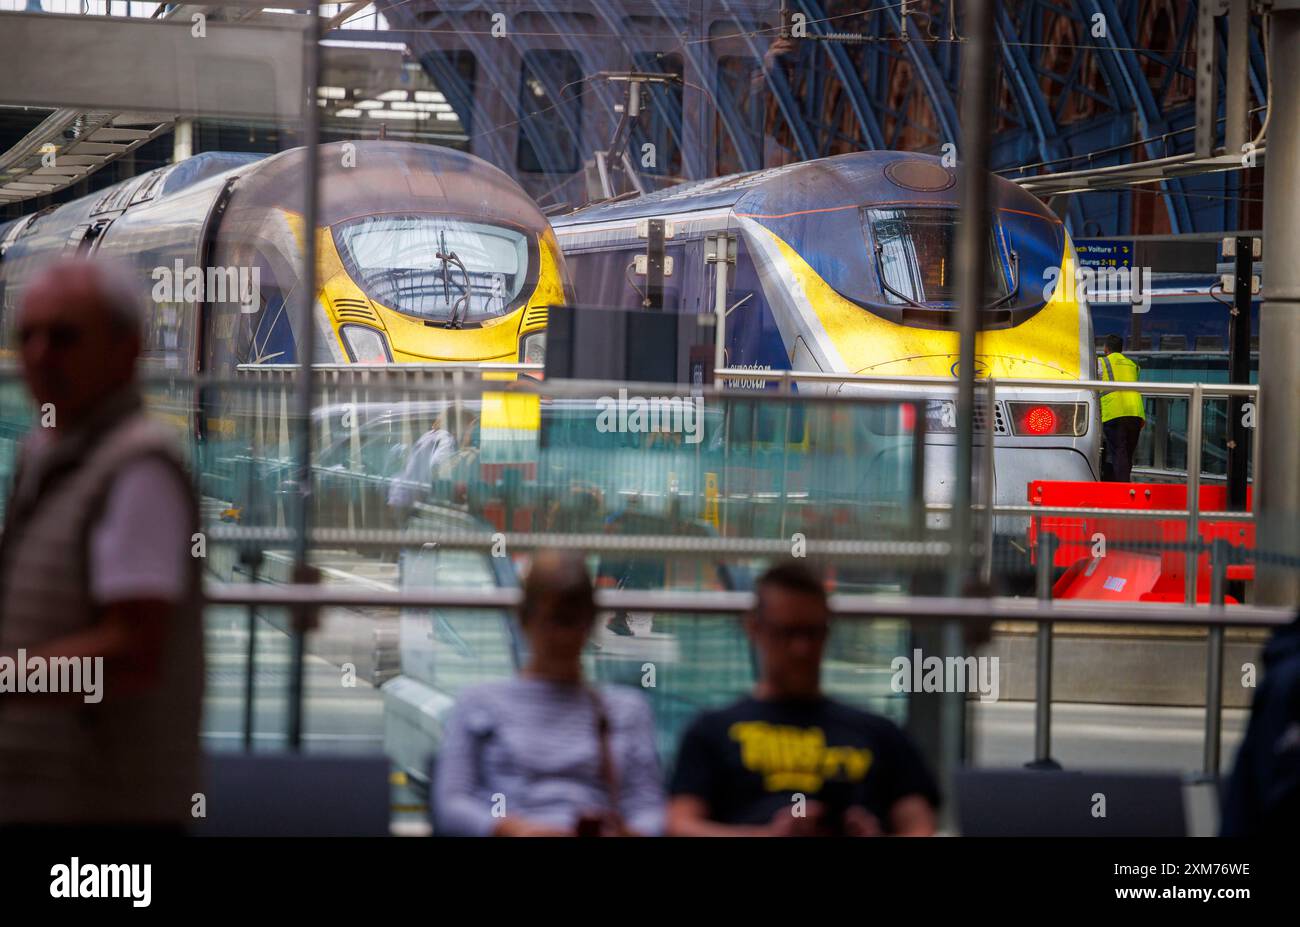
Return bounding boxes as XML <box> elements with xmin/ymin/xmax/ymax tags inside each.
<box><xmin>873</xmin><ymin>242</ymin><xmax>1022</xmax><ymax>312</ymax></box>
<box><xmin>437</xmin><ymin>250</ymin><xmax>472</xmax><ymax>329</ymax></box>
<box><xmin>983</xmin><ymin>248</ymin><xmax>1020</xmax><ymax>311</ymax></box>
<box><xmin>873</xmin><ymin>241</ymin><xmax>932</xmax><ymax>310</ymax></box>
<box><xmin>437</xmin><ymin>230</ymin><xmax>453</xmax><ymax>316</ymax></box>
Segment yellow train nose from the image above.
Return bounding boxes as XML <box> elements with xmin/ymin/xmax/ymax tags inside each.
<box><xmin>380</xmin><ymin>308</ymin><xmax>524</xmax><ymax>363</ymax></box>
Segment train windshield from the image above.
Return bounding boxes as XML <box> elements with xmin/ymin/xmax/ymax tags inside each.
<box><xmin>867</xmin><ymin>208</ymin><xmax>1010</xmax><ymax>306</ymax></box>
<box><xmin>333</xmin><ymin>215</ymin><xmax>533</xmax><ymax>324</ymax></box>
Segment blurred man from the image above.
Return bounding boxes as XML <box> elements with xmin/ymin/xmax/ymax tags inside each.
<box><xmin>1221</xmin><ymin>611</ymin><xmax>1300</xmax><ymax>835</ymax></box>
<box><xmin>667</xmin><ymin>561</ymin><xmax>939</xmax><ymax>836</ymax></box>
<box><xmin>1098</xmin><ymin>333</ymin><xmax>1146</xmax><ymax>481</ymax></box>
<box><xmin>0</xmin><ymin>257</ymin><xmax>203</xmax><ymax>831</ymax></box>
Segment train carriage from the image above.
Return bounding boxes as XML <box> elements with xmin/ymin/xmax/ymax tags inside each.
<box><xmin>553</xmin><ymin>150</ymin><xmax>1100</xmax><ymax>541</ymax></box>
<box><xmin>0</xmin><ymin>141</ymin><xmax>569</xmax><ymax>374</ymax></box>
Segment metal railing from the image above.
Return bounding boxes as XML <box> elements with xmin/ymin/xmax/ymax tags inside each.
<box><xmin>712</xmin><ymin>370</ymin><xmax>1269</xmax><ymax>775</ymax></box>
<box><xmin>206</xmin><ymin>525</ymin><xmax>950</xmax><ymax>560</ymax></box>
<box><xmin>1</xmin><ymin>363</ymin><xmax>1278</xmax><ymax>774</ymax></box>
<box><xmin>206</xmin><ymin>582</ymin><xmax>1295</xmax><ymax>780</ymax></box>
<box><xmin>717</xmin><ymin>369</ymin><xmax>1261</xmax><ymax>606</ymax></box>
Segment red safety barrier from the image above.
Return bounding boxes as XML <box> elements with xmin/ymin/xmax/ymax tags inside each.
<box><xmin>1026</xmin><ymin>481</ymin><xmax>1255</xmax><ymax>603</ymax></box>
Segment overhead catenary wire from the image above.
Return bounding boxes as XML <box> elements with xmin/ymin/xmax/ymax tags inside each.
<box><xmin>7</xmin><ymin>4</ymin><xmax>1271</xmax><ymax>217</ymax></box>
<box><xmin>340</xmin><ymin>0</ymin><xmax>910</xmax><ymax>47</ymax></box>
<box><xmin>334</xmin><ymin>2</ymin><xmax>1271</xmax><ymax>182</ymax></box>
<box><xmin>1001</xmin><ymin>106</ymin><xmax>1270</xmax><ymax>176</ymax></box>
<box><xmin>334</xmin><ymin>1</ymin><xmax>1209</xmax><ymax>57</ymax></box>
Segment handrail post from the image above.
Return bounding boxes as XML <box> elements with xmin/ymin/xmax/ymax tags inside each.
<box><xmin>239</xmin><ymin>546</ymin><xmax>264</xmax><ymax>751</ymax></box>
<box><xmin>1184</xmin><ymin>383</ymin><xmax>1204</xmax><ymax>604</ymax></box>
<box><xmin>1033</xmin><ymin>531</ymin><xmax>1057</xmax><ymax>765</ymax></box>
<box><xmin>1203</xmin><ymin>538</ymin><xmax>1228</xmax><ymax>778</ymax></box>
<box><xmin>981</xmin><ymin>377</ymin><xmax>996</xmax><ymax>585</ymax></box>
<box><xmin>1153</xmin><ymin>395</ymin><xmax>1168</xmax><ymax>472</ymax></box>
<box><xmin>1251</xmin><ymin>386</ymin><xmax>1261</xmax><ymax>514</ymax></box>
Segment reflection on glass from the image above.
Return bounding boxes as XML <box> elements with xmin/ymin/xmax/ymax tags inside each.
<box><xmin>868</xmin><ymin>208</ymin><xmax>1009</xmax><ymax>306</ymax></box>
<box><xmin>334</xmin><ymin>216</ymin><xmax>532</xmax><ymax>324</ymax></box>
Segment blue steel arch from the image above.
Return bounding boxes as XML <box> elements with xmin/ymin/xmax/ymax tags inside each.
<box><xmin>376</xmin><ymin>1</ymin><xmax>1265</xmax><ymax>236</ymax></box>
<box><xmin>801</xmin><ymin>0</ymin><xmax>886</xmax><ymax>150</ymax></box>
<box><xmin>589</xmin><ymin>1</ymin><xmax>690</xmax><ymax>179</ymax></box>
<box><xmin>992</xmin><ymin>4</ymin><xmax>1086</xmax><ymax>231</ymax></box>
<box><xmin>881</xmin><ymin>2</ymin><xmax>961</xmax><ymax>146</ymax></box>
<box><xmin>371</xmin><ymin>2</ymin><xmax>510</xmax><ymax>169</ymax></box>
<box><xmin>727</xmin><ymin>2</ymin><xmax>819</xmax><ymax>162</ymax></box>
<box><xmin>1079</xmin><ymin>0</ymin><xmax>1191</xmax><ymax>233</ymax></box>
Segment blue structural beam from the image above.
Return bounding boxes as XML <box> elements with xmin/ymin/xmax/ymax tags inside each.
<box><xmin>1079</xmin><ymin>0</ymin><xmax>1192</xmax><ymax>233</ymax></box>
<box><xmin>377</xmin><ymin>1</ymin><xmax>1262</xmax><ymax>236</ymax></box>
<box><xmin>881</xmin><ymin>2</ymin><xmax>960</xmax><ymax>146</ymax></box>
<box><xmin>992</xmin><ymin>4</ymin><xmax>1085</xmax><ymax>231</ymax></box>
<box><xmin>800</xmin><ymin>0</ymin><xmax>886</xmax><ymax>150</ymax></box>
<box><xmin>369</xmin><ymin>2</ymin><xmax>511</xmax><ymax>168</ymax></box>
<box><xmin>734</xmin><ymin>27</ymin><xmax>818</xmax><ymax>162</ymax></box>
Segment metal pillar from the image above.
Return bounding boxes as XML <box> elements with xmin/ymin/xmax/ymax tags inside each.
<box><xmin>288</xmin><ymin>10</ymin><xmax>322</xmax><ymax>749</ymax></box>
<box><xmin>933</xmin><ymin>0</ymin><xmax>995</xmax><ymax>814</ymax></box>
<box><xmin>952</xmin><ymin>0</ymin><xmax>995</xmax><ymax>595</ymax></box>
<box><xmin>980</xmin><ymin>377</ymin><xmax>997</xmax><ymax>586</ymax></box>
<box><xmin>1184</xmin><ymin>383</ymin><xmax>1204</xmax><ymax>604</ymax></box>
<box><xmin>1227</xmin><ymin>236</ymin><xmax>1255</xmax><ymax>511</ymax></box>
<box><xmin>1195</xmin><ymin>0</ymin><xmax>1219</xmax><ymax>158</ymax></box>
<box><xmin>241</xmin><ymin>548</ymin><xmax>263</xmax><ymax>750</ymax></box>
<box><xmin>1225</xmin><ymin>0</ymin><xmax>1252</xmax><ymax>156</ymax></box>
<box><xmin>1258</xmin><ymin>6</ymin><xmax>1300</xmax><ymax>605</ymax></box>
<box><xmin>173</xmin><ymin>118</ymin><xmax>193</xmax><ymax>162</ymax></box>
<box><xmin>1203</xmin><ymin>539</ymin><xmax>1229</xmax><ymax>778</ymax></box>
<box><xmin>705</xmin><ymin>233</ymin><xmax>735</xmax><ymax>375</ymax></box>
<box><xmin>1033</xmin><ymin>532</ymin><xmax>1057</xmax><ymax>766</ymax></box>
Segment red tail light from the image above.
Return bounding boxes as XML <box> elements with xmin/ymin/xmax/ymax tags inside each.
<box><xmin>1007</xmin><ymin>401</ymin><xmax>1088</xmax><ymax>436</ymax></box>
<box><xmin>1021</xmin><ymin>405</ymin><xmax>1057</xmax><ymax>435</ymax></box>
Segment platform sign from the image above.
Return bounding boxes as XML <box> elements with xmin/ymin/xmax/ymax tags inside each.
<box><xmin>0</xmin><ymin>12</ymin><xmax>305</xmax><ymax>119</ymax></box>
<box><xmin>1073</xmin><ymin>239</ymin><xmax>1135</xmax><ymax>270</ymax></box>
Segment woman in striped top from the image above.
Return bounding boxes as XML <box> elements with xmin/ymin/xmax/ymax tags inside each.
<box><xmin>434</xmin><ymin>550</ymin><xmax>665</xmax><ymax>837</ymax></box>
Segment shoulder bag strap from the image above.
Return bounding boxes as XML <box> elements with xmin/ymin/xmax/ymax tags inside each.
<box><xmin>589</xmin><ymin>687</ymin><xmax>621</xmax><ymax>810</ymax></box>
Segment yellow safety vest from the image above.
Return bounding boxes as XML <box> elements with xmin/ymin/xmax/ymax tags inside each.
<box><xmin>1098</xmin><ymin>351</ymin><xmax>1145</xmax><ymax>422</ymax></box>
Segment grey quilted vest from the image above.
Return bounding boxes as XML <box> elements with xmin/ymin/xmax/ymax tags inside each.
<box><xmin>0</xmin><ymin>388</ymin><xmax>203</xmax><ymax>825</ymax></box>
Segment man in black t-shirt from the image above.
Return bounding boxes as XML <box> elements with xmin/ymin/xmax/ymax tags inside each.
<box><xmin>667</xmin><ymin>561</ymin><xmax>940</xmax><ymax>836</ymax></box>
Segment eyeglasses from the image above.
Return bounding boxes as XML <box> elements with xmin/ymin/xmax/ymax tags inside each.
<box><xmin>18</xmin><ymin>323</ymin><xmax>84</xmax><ymax>350</ymax></box>
<box><xmin>759</xmin><ymin>623</ymin><xmax>830</xmax><ymax>644</ymax></box>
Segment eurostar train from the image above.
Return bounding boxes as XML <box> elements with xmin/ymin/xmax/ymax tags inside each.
<box><xmin>553</xmin><ymin>151</ymin><xmax>1098</xmax><ymax>530</ymax></box>
<box><xmin>0</xmin><ymin>141</ymin><xmax>567</xmax><ymax>370</ymax></box>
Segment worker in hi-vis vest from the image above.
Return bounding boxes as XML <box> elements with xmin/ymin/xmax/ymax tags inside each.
<box><xmin>1097</xmin><ymin>333</ymin><xmax>1146</xmax><ymax>481</ymax></box>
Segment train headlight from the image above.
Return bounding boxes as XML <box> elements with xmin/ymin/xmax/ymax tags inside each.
<box><xmin>520</xmin><ymin>330</ymin><xmax>546</xmax><ymax>366</ymax></box>
<box><xmin>1007</xmin><ymin>401</ymin><xmax>1088</xmax><ymax>436</ymax></box>
<box><xmin>341</xmin><ymin>325</ymin><xmax>392</xmax><ymax>364</ymax></box>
